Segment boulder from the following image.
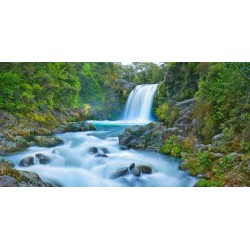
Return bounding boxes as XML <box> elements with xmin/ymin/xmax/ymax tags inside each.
<box><xmin>110</xmin><ymin>163</ymin><xmax>151</xmax><ymax>179</ymax></box>
<box><xmin>0</xmin><ymin>161</ymin><xmax>48</xmax><ymax>187</ymax></box>
<box><xmin>118</xmin><ymin>122</ymin><xmax>173</xmax><ymax>151</ymax></box>
<box><xmin>34</xmin><ymin>136</ymin><xmax>64</xmax><ymax>147</ymax></box>
<box><xmin>131</xmin><ymin>165</ymin><xmax>152</xmax><ymax>177</ymax></box>
<box><xmin>0</xmin><ymin>135</ymin><xmax>29</xmax><ymax>154</ymax></box>
<box><xmin>13</xmin><ymin>136</ymin><xmax>29</xmax><ymax>149</ymax></box>
<box><xmin>19</xmin><ymin>156</ymin><xmax>35</xmax><ymax>167</ymax></box>
<box><xmin>35</xmin><ymin>154</ymin><xmax>50</xmax><ymax>164</ymax></box>
<box><xmin>55</xmin><ymin>121</ymin><xmax>96</xmax><ymax>133</ymax></box>
<box><xmin>0</xmin><ymin>176</ymin><xmax>18</xmax><ymax>187</ymax></box>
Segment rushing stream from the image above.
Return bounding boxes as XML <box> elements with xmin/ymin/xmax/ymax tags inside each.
<box><xmin>6</xmin><ymin>121</ymin><xmax>197</xmax><ymax>187</ymax></box>
<box><xmin>5</xmin><ymin>84</ymin><xmax>198</xmax><ymax>187</ymax></box>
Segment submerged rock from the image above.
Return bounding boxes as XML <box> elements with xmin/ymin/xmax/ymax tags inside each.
<box><xmin>100</xmin><ymin>147</ymin><xmax>110</xmax><ymax>154</ymax></box>
<box><xmin>35</xmin><ymin>154</ymin><xmax>50</xmax><ymax>164</ymax></box>
<box><xmin>88</xmin><ymin>147</ymin><xmax>98</xmax><ymax>154</ymax></box>
<box><xmin>34</xmin><ymin>136</ymin><xmax>64</xmax><ymax>147</ymax></box>
<box><xmin>95</xmin><ymin>154</ymin><xmax>108</xmax><ymax>158</ymax></box>
<box><xmin>110</xmin><ymin>167</ymin><xmax>129</xmax><ymax>179</ymax></box>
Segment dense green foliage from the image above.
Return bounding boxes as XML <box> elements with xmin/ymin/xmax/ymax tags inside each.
<box><xmin>120</xmin><ymin>62</ymin><xmax>167</xmax><ymax>84</ymax></box>
<box><xmin>0</xmin><ymin>63</ymin><xmax>80</xmax><ymax>113</ymax></box>
<box><xmin>0</xmin><ymin>62</ymin><xmax>167</xmax><ymax>120</ymax></box>
<box><xmin>194</xmin><ymin>62</ymin><xmax>250</xmax><ymax>143</ymax></box>
<box><xmin>155</xmin><ymin>62</ymin><xmax>250</xmax><ymax>186</ymax></box>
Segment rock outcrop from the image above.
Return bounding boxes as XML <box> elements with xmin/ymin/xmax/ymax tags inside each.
<box><xmin>118</xmin><ymin>122</ymin><xmax>184</xmax><ymax>151</ymax></box>
<box><xmin>34</xmin><ymin>136</ymin><xmax>64</xmax><ymax>147</ymax></box>
<box><xmin>0</xmin><ymin>158</ymin><xmax>49</xmax><ymax>187</ymax></box>
<box><xmin>54</xmin><ymin>121</ymin><xmax>96</xmax><ymax>133</ymax></box>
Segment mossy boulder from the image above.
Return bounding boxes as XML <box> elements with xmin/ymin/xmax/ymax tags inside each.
<box><xmin>34</xmin><ymin>136</ymin><xmax>64</xmax><ymax>147</ymax></box>
<box><xmin>0</xmin><ymin>134</ymin><xmax>29</xmax><ymax>154</ymax></box>
<box><xmin>0</xmin><ymin>159</ymin><xmax>49</xmax><ymax>187</ymax></box>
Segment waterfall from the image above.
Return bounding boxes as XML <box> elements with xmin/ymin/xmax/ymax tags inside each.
<box><xmin>122</xmin><ymin>83</ymin><xmax>158</xmax><ymax>122</ymax></box>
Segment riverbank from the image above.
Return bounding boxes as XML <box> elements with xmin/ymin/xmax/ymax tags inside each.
<box><xmin>118</xmin><ymin>120</ymin><xmax>250</xmax><ymax>186</ymax></box>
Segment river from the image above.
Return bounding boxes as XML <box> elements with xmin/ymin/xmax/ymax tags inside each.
<box><xmin>5</xmin><ymin>121</ymin><xmax>197</xmax><ymax>187</ymax></box>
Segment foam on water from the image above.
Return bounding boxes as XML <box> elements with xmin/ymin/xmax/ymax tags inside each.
<box><xmin>6</xmin><ymin>123</ymin><xmax>198</xmax><ymax>187</ymax></box>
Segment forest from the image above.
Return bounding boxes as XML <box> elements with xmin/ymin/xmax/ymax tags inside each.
<box><xmin>0</xmin><ymin>62</ymin><xmax>249</xmax><ymax>187</ymax></box>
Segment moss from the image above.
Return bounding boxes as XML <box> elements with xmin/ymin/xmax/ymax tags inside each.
<box><xmin>195</xmin><ymin>176</ymin><xmax>225</xmax><ymax>187</ymax></box>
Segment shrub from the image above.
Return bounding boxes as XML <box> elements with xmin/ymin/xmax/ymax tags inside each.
<box><xmin>156</xmin><ymin>103</ymin><xmax>168</xmax><ymax>122</ymax></box>
<box><xmin>160</xmin><ymin>135</ymin><xmax>181</xmax><ymax>157</ymax></box>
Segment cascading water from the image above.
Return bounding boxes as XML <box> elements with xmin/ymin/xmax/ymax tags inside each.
<box><xmin>5</xmin><ymin>83</ymin><xmax>198</xmax><ymax>187</ymax></box>
<box><xmin>122</xmin><ymin>84</ymin><xmax>158</xmax><ymax>122</ymax></box>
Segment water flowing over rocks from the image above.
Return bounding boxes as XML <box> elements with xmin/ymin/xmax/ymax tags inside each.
<box><xmin>110</xmin><ymin>163</ymin><xmax>153</xmax><ymax>179</ymax></box>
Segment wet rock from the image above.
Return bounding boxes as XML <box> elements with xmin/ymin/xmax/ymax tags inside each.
<box><xmin>100</xmin><ymin>147</ymin><xmax>109</xmax><ymax>154</ymax></box>
<box><xmin>131</xmin><ymin>165</ymin><xmax>152</xmax><ymax>177</ymax></box>
<box><xmin>88</xmin><ymin>147</ymin><xmax>98</xmax><ymax>154</ymax></box>
<box><xmin>95</xmin><ymin>154</ymin><xmax>108</xmax><ymax>158</ymax></box>
<box><xmin>118</xmin><ymin>122</ymin><xmax>173</xmax><ymax>151</ymax></box>
<box><xmin>110</xmin><ymin>167</ymin><xmax>129</xmax><ymax>179</ymax></box>
<box><xmin>129</xmin><ymin>163</ymin><xmax>135</xmax><ymax>171</ymax></box>
<box><xmin>19</xmin><ymin>156</ymin><xmax>35</xmax><ymax>167</ymax></box>
<box><xmin>119</xmin><ymin>145</ymin><xmax>129</xmax><ymax>150</ymax></box>
<box><xmin>56</xmin><ymin>121</ymin><xmax>96</xmax><ymax>133</ymax></box>
<box><xmin>35</xmin><ymin>154</ymin><xmax>50</xmax><ymax>164</ymax></box>
<box><xmin>34</xmin><ymin>136</ymin><xmax>64</xmax><ymax>147</ymax></box>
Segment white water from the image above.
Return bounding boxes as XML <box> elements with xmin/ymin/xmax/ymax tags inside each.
<box><xmin>6</xmin><ymin>122</ymin><xmax>197</xmax><ymax>187</ymax></box>
<box><xmin>4</xmin><ymin>84</ymin><xmax>198</xmax><ymax>187</ymax></box>
<box><xmin>122</xmin><ymin>84</ymin><xmax>158</xmax><ymax>122</ymax></box>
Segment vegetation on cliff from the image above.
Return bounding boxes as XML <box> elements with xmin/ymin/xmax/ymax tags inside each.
<box><xmin>154</xmin><ymin>62</ymin><xmax>250</xmax><ymax>186</ymax></box>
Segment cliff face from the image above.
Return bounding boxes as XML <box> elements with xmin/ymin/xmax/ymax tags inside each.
<box><xmin>154</xmin><ymin>63</ymin><xmax>200</xmax><ymax>110</ymax></box>
<box><xmin>146</xmin><ymin>62</ymin><xmax>250</xmax><ymax>186</ymax></box>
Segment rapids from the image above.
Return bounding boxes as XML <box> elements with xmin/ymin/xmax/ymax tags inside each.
<box><xmin>6</xmin><ymin>122</ymin><xmax>197</xmax><ymax>187</ymax></box>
